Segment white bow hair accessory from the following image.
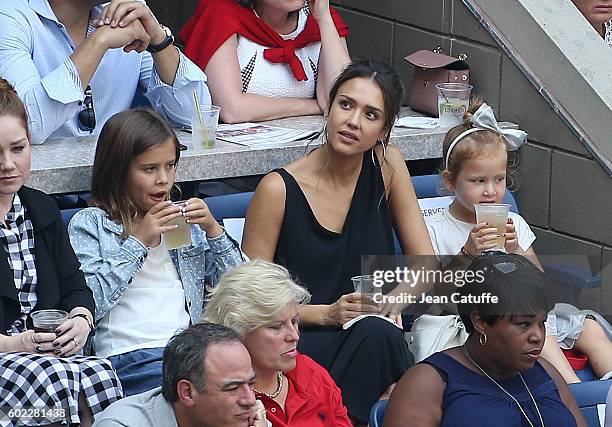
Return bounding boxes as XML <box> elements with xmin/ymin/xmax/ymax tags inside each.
<box><xmin>444</xmin><ymin>103</ymin><xmax>527</xmax><ymax>169</ymax></box>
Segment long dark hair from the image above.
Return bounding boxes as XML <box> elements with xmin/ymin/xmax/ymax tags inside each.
<box><xmin>90</xmin><ymin>108</ymin><xmax>181</xmax><ymax>235</ymax></box>
<box><xmin>327</xmin><ymin>58</ymin><xmax>404</xmax><ymax>145</ymax></box>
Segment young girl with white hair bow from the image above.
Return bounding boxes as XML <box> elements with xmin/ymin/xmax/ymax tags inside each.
<box><xmin>426</xmin><ymin>98</ymin><xmax>612</xmax><ymax>384</ymax></box>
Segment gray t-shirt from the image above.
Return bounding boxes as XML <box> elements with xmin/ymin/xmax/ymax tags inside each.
<box><xmin>92</xmin><ymin>387</ymin><xmax>178</xmax><ymax>427</ymax></box>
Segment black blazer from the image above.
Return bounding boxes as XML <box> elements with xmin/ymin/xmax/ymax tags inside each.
<box><xmin>0</xmin><ymin>187</ymin><xmax>94</xmax><ymax>334</ymax></box>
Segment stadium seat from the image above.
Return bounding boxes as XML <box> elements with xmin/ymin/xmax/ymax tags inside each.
<box><xmin>568</xmin><ymin>379</ymin><xmax>612</xmax><ymax>427</ymax></box>
<box><xmin>369</xmin><ymin>399</ymin><xmax>388</xmax><ymax>427</ymax></box>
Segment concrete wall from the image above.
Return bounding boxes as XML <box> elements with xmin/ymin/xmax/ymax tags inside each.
<box><xmin>152</xmin><ymin>1</ymin><xmax>612</xmax><ymax>315</ymax></box>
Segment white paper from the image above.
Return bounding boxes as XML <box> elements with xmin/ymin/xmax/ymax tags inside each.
<box><xmin>217</xmin><ymin>123</ymin><xmax>319</xmax><ymax>146</ymax></box>
<box><xmin>395</xmin><ymin>116</ymin><xmax>440</xmax><ymax>129</ymax></box>
<box><xmin>342</xmin><ymin>314</ymin><xmax>401</xmax><ymax>330</ymax></box>
<box><xmin>418</xmin><ymin>196</ymin><xmax>454</xmax><ymax>217</ymax></box>
<box><xmin>222</xmin><ymin>218</ymin><xmax>245</xmax><ymax>247</ymax></box>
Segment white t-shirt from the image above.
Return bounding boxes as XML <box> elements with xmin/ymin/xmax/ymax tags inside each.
<box><xmin>94</xmin><ymin>238</ymin><xmax>190</xmax><ymax>358</ymax></box>
<box><xmin>425</xmin><ymin>209</ymin><xmax>536</xmax><ymax>267</ymax></box>
<box><xmin>236</xmin><ymin>7</ymin><xmax>320</xmax><ymax>98</ymax></box>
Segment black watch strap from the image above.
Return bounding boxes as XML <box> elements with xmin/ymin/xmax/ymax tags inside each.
<box><xmin>147</xmin><ymin>26</ymin><xmax>174</xmax><ymax>53</ymax></box>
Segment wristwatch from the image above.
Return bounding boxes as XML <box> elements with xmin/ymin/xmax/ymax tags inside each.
<box><xmin>147</xmin><ymin>25</ymin><xmax>174</xmax><ymax>53</ymax></box>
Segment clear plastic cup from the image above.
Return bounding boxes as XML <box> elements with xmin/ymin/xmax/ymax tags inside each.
<box><xmin>351</xmin><ymin>274</ymin><xmax>382</xmax><ymax>308</ymax></box>
<box><xmin>436</xmin><ymin>83</ymin><xmax>473</xmax><ymax>127</ymax></box>
<box><xmin>31</xmin><ymin>309</ymin><xmax>68</xmax><ymax>333</ymax></box>
<box><xmin>164</xmin><ymin>201</ymin><xmax>192</xmax><ymax>250</ymax></box>
<box><xmin>192</xmin><ymin>105</ymin><xmax>220</xmax><ymax>150</ymax></box>
<box><xmin>474</xmin><ymin>203</ymin><xmax>511</xmax><ymax>249</ymax></box>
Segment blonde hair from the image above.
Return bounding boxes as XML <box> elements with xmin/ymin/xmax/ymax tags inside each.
<box><xmin>202</xmin><ymin>260</ymin><xmax>311</xmax><ymax>337</ymax></box>
<box><xmin>441</xmin><ymin>97</ymin><xmax>518</xmax><ymax>188</ymax></box>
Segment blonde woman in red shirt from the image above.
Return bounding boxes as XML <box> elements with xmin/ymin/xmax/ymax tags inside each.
<box><xmin>202</xmin><ymin>260</ymin><xmax>352</xmax><ymax>427</ymax></box>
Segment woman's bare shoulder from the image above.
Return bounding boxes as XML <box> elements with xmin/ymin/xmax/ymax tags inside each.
<box><xmin>256</xmin><ymin>171</ymin><xmax>287</xmax><ymax>198</ymax></box>
<box><xmin>384</xmin><ymin>362</ymin><xmax>446</xmax><ymax>427</ymax></box>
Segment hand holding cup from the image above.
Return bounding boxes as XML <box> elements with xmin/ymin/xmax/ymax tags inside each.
<box><xmin>132</xmin><ymin>201</ymin><xmax>182</xmax><ymax>248</ymax></box>
<box><xmin>182</xmin><ymin>198</ymin><xmax>224</xmax><ymax>238</ymax></box>
<box><xmin>503</xmin><ymin>217</ymin><xmax>520</xmax><ymax>254</ymax></box>
<box><xmin>464</xmin><ymin>222</ymin><xmax>501</xmax><ymax>257</ymax></box>
<box><xmin>327</xmin><ymin>293</ymin><xmax>379</xmax><ymax>326</ymax></box>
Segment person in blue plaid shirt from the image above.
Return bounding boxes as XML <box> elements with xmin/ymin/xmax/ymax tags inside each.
<box><xmin>0</xmin><ymin>78</ymin><xmax>122</xmax><ymax>426</ymax></box>
<box><xmin>68</xmin><ymin>108</ymin><xmax>245</xmax><ymax>397</ymax></box>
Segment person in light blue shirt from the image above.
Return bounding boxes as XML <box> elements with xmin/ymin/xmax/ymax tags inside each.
<box><xmin>0</xmin><ymin>0</ymin><xmax>210</xmax><ymax>144</ymax></box>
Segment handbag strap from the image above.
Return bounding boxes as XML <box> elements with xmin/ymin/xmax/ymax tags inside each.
<box><xmin>404</xmin><ymin>49</ymin><xmax>468</xmax><ymax>69</ymax></box>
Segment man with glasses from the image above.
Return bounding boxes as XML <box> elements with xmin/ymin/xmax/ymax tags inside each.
<box><xmin>0</xmin><ymin>0</ymin><xmax>210</xmax><ymax>144</ymax></box>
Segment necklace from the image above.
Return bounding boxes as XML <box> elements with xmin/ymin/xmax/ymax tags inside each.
<box><xmin>252</xmin><ymin>371</ymin><xmax>284</xmax><ymax>399</ymax></box>
<box><xmin>463</xmin><ymin>345</ymin><xmax>545</xmax><ymax>427</ymax></box>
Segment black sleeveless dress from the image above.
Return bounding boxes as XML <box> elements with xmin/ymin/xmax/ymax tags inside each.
<box><xmin>273</xmin><ymin>149</ymin><xmax>413</xmax><ymax>422</ymax></box>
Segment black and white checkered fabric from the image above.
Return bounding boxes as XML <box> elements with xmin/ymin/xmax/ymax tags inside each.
<box><xmin>308</xmin><ymin>57</ymin><xmax>318</xmax><ymax>83</ymax></box>
<box><xmin>241</xmin><ymin>52</ymin><xmax>257</xmax><ymax>93</ymax></box>
<box><xmin>0</xmin><ymin>352</ymin><xmax>123</xmax><ymax>426</ymax></box>
<box><xmin>0</xmin><ymin>194</ymin><xmax>37</xmax><ymax>336</ymax></box>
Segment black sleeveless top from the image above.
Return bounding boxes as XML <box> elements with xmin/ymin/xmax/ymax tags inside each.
<box><xmin>273</xmin><ymin>149</ymin><xmax>396</xmax><ymax>305</ymax></box>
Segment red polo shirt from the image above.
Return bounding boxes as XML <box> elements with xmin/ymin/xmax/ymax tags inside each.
<box><xmin>255</xmin><ymin>353</ymin><xmax>352</xmax><ymax>427</ymax></box>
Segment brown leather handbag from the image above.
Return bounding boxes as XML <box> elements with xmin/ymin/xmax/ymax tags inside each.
<box><xmin>404</xmin><ymin>48</ymin><xmax>470</xmax><ymax>116</ymax></box>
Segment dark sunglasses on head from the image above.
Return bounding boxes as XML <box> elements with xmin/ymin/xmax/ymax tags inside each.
<box><xmin>77</xmin><ymin>85</ymin><xmax>96</xmax><ymax>132</ymax></box>
<box><xmin>480</xmin><ymin>251</ymin><xmax>519</xmax><ymax>274</ymax></box>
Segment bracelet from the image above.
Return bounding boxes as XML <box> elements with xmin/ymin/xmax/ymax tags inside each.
<box><xmin>70</xmin><ymin>314</ymin><xmax>94</xmax><ymax>332</ymax></box>
<box><xmin>460</xmin><ymin>246</ymin><xmax>475</xmax><ymax>260</ymax></box>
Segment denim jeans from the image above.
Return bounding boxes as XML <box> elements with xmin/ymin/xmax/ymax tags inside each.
<box><xmin>108</xmin><ymin>347</ymin><xmax>164</xmax><ymax>397</ymax></box>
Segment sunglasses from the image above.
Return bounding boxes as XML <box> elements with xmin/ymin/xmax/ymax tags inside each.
<box><xmin>480</xmin><ymin>250</ymin><xmax>519</xmax><ymax>274</ymax></box>
<box><xmin>77</xmin><ymin>85</ymin><xmax>96</xmax><ymax>132</ymax></box>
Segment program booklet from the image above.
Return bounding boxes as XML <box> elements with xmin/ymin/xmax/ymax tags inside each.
<box><xmin>216</xmin><ymin>123</ymin><xmax>319</xmax><ymax>147</ymax></box>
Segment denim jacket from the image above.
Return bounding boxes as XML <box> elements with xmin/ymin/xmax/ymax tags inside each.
<box><xmin>68</xmin><ymin>207</ymin><xmax>244</xmax><ymax>323</ymax></box>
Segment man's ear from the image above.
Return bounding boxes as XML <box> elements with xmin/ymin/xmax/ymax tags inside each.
<box><xmin>442</xmin><ymin>170</ymin><xmax>455</xmax><ymax>193</ymax></box>
<box><xmin>176</xmin><ymin>380</ymin><xmax>196</xmax><ymax>408</ymax></box>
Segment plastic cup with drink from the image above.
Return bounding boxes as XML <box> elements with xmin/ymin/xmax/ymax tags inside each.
<box><xmin>436</xmin><ymin>83</ymin><xmax>473</xmax><ymax>128</ymax></box>
<box><xmin>31</xmin><ymin>309</ymin><xmax>68</xmax><ymax>333</ymax></box>
<box><xmin>191</xmin><ymin>103</ymin><xmax>220</xmax><ymax>150</ymax></box>
<box><xmin>164</xmin><ymin>201</ymin><xmax>192</xmax><ymax>250</ymax></box>
<box><xmin>351</xmin><ymin>274</ymin><xmax>381</xmax><ymax>308</ymax></box>
<box><xmin>474</xmin><ymin>203</ymin><xmax>511</xmax><ymax>249</ymax></box>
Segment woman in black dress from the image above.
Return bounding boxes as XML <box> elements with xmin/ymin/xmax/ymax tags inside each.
<box><xmin>242</xmin><ymin>59</ymin><xmax>435</xmax><ymax>424</ymax></box>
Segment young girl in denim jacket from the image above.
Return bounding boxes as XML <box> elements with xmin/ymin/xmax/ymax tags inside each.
<box><xmin>426</xmin><ymin>99</ymin><xmax>612</xmax><ymax>384</ymax></box>
<box><xmin>68</xmin><ymin>109</ymin><xmax>244</xmax><ymax>396</ymax></box>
